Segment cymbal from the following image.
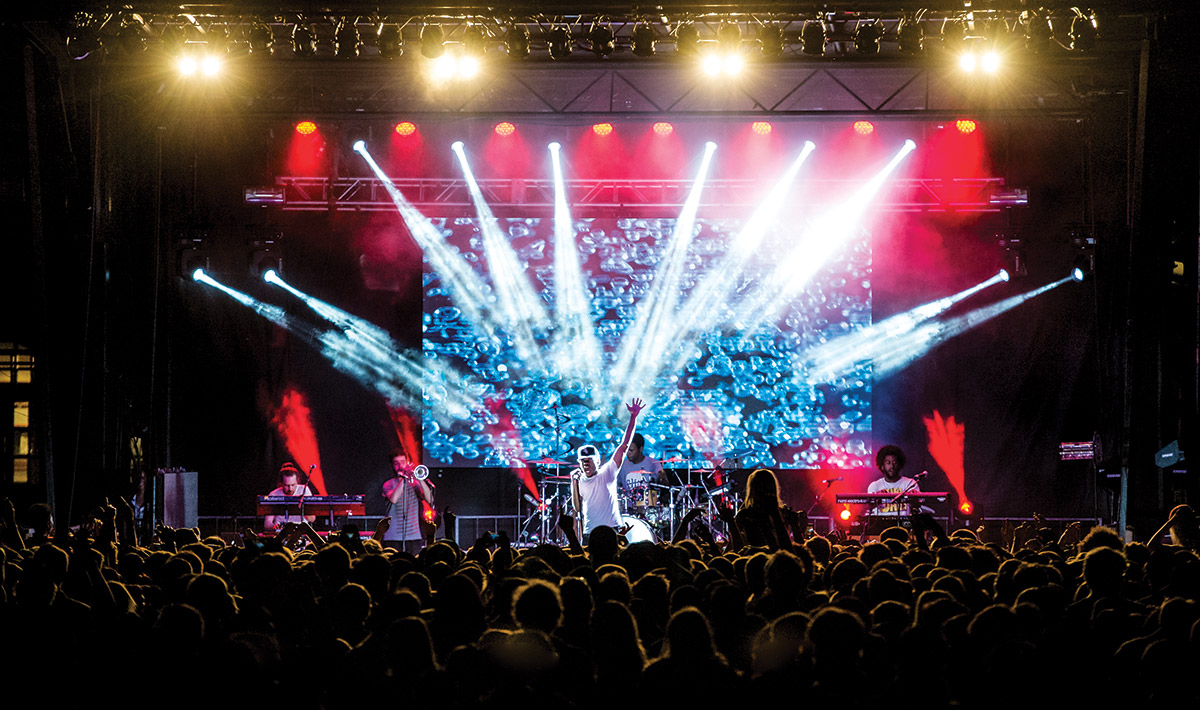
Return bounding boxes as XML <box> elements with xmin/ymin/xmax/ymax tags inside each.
<box><xmin>527</xmin><ymin>457</ymin><xmax>571</xmax><ymax>465</ymax></box>
<box><xmin>661</xmin><ymin>457</ymin><xmax>695</xmax><ymax>464</ymax></box>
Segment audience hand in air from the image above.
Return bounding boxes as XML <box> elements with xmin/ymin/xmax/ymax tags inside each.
<box><xmin>627</xmin><ymin>398</ymin><xmax>645</xmax><ymax>417</ymax></box>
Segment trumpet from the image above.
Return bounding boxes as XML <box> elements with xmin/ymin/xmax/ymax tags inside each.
<box><xmin>412</xmin><ymin>464</ymin><xmax>430</xmax><ymax>481</ymax></box>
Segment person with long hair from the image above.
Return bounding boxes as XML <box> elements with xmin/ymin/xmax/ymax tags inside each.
<box><xmin>735</xmin><ymin>468</ymin><xmax>803</xmax><ymax>550</ymax></box>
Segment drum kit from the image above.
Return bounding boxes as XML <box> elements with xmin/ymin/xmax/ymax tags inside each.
<box><xmin>518</xmin><ymin>455</ymin><xmax>744</xmax><ymax>546</ymax></box>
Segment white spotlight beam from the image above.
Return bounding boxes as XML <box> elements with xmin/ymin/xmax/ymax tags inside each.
<box><xmin>452</xmin><ymin>141</ymin><xmax>552</xmax><ymax>374</ymax></box>
<box><xmin>354</xmin><ymin>141</ymin><xmax>497</xmax><ymax>341</ymax></box>
<box><xmin>735</xmin><ymin>139</ymin><xmax>918</xmax><ymax>336</ymax></box>
<box><xmin>800</xmin><ymin>268</ymin><xmax>1010</xmax><ymax>383</ymax></box>
<box><xmin>262</xmin><ymin>268</ymin><xmax>479</xmax><ymax>421</ymax></box>
<box><xmin>657</xmin><ymin>142</ymin><xmax>817</xmax><ymax>378</ymax></box>
<box><xmin>549</xmin><ymin>142</ymin><xmax>604</xmax><ymax>386</ymax></box>
<box><xmin>195</xmin><ymin>270</ymin><xmax>291</xmax><ymax>327</ymax></box>
<box><xmin>871</xmin><ymin>275</ymin><xmax>1072</xmax><ymax>380</ymax></box>
<box><xmin>612</xmin><ymin>142</ymin><xmax>718</xmax><ymax>398</ymax></box>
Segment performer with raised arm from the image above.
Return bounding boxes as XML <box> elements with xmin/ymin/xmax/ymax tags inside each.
<box><xmin>263</xmin><ymin>463</ymin><xmax>316</xmax><ymax>531</ymax></box>
<box><xmin>380</xmin><ymin>449</ymin><xmax>435</xmax><ymax>554</ymax></box>
<box><xmin>571</xmin><ymin>398</ymin><xmax>645</xmax><ymax>539</ymax></box>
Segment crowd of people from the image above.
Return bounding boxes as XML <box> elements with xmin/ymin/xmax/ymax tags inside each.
<box><xmin>3</xmin><ymin>481</ymin><xmax>1200</xmax><ymax>709</ymax></box>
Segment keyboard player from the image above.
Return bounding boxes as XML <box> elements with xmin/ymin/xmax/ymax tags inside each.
<box><xmin>263</xmin><ymin>462</ymin><xmax>317</xmax><ymax>530</ymax></box>
<box><xmin>867</xmin><ymin>445</ymin><xmax>923</xmax><ymax>517</ymax></box>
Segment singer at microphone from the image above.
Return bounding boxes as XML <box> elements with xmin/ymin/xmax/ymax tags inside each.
<box><xmin>867</xmin><ymin>445</ymin><xmax>922</xmax><ymax>517</ymax></box>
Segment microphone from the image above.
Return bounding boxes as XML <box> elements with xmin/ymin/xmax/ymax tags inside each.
<box><xmin>913</xmin><ymin>470</ymin><xmax>928</xmax><ymax>480</ymax></box>
<box><xmin>822</xmin><ymin>476</ymin><xmax>844</xmax><ymax>484</ymax></box>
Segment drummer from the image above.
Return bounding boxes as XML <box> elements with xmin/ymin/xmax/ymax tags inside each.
<box><xmin>619</xmin><ymin>434</ymin><xmax>666</xmax><ymax>506</ymax></box>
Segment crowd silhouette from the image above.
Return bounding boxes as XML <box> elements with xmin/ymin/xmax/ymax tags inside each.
<box><xmin>3</xmin><ymin>489</ymin><xmax>1200</xmax><ymax>709</ymax></box>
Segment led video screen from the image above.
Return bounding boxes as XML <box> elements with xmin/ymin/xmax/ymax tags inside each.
<box><xmin>421</xmin><ymin>216</ymin><xmax>872</xmax><ymax>470</ymax></box>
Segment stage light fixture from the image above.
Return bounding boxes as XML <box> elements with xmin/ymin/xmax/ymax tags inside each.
<box><xmin>192</xmin><ymin>268</ymin><xmax>205</xmax><ymax>281</ymax></box>
<box><xmin>1070</xmin><ymin>11</ymin><xmax>1097</xmax><ymax>52</ymax></box>
<box><xmin>898</xmin><ymin>18</ymin><xmax>924</xmax><ymax>54</ymax></box>
<box><xmin>702</xmin><ymin>53</ymin><xmax>722</xmax><ymax>76</ymax></box>
<box><xmin>981</xmin><ymin>50</ymin><xmax>1001</xmax><ymax>73</ymax></box>
<box><xmin>960</xmin><ymin>501</ymin><xmax>974</xmax><ymax>515</ymax></box>
<box><xmin>201</xmin><ymin>55</ymin><xmax>222</xmax><ymax>76</ymax></box>
<box><xmin>504</xmin><ymin>25</ymin><xmax>530</xmax><ymax>58</ymax></box>
<box><xmin>751</xmin><ymin>121</ymin><xmax>772</xmax><ymax>135</ymax></box>
<box><xmin>495</xmin><ymin>121</ymin><xmax>516</xmax><ymax>137</ymax></box>
<box><xmin>723</xmin><ymin>53</ymin><xmax>745</xmax><ymax>75</ymax></box>
<box><xmin>458</xmin><ymin>55</ymin><xmax>480</xmax><ymax>78</ymax></box>
<box><xmin>394</xmin><ymin>121</ymin><xmax>417</xmax><ymax>136</ymax></box>
<box><xmin>352</xmin><ymin>140</ymin><xmax>366</xmax><ymax>153</ymax></box>
<box><xmin>653</xmin><ymin>122</ymin><xmax>674</xmax><ymax>136</ymax></box>
<box><xmin>959</xmin><ymin>52</ymin><xmax>976</xmax><ymax>72</ymax></box>
<box><xmin>758</xmin><ymin>25</ymin><xmax>784</xmax><ymax>56</ymax></box>
<box><xmin>676</xmin><ymin>24</ymin><xmax>701</xmax><ymax>56</ymax></box>
<box><xmin>464</xmin><ymin>25</ymin><xmax>488</xmax><ymax>57</ymax></box>
<box><xmin>451</xmin><ymin>140</ymin><xmax>465</xmax><ymax>153</ymax></box>
<box><xmin>421</xmin><ymin>23</ymin><xmax>445</xmax><ymax>59</ymax></box>
<box><xmin>632</xmin><ymin>23</ymin><xmax>656</xmax><ymax>57</ymax></box>
<box><xmin>292</xmin><ymin>23</ymin><xmax>317</xmax><ymax>57</ymax></box>
<box><xmin>592</xmin><ymin>123</ymin><xmax>613</xmax><ymax>136</ymax></box>
<box><xmin>956</xmin><ymin>119</ymin><xmax>977</xmax><ymax>134</ymax></box>
<box><xmin>335</xmin><ymin>18</ymin><xmax>360</xmax><ymax>58</ymax></box>
<box><xmin>548</xmin><ymin>141</ymin><xmax>561</xmax><ymax>152</ymax></box>
<box><xmin>999</xmin><ymin>268</ymin><xmax>1011</xmax><ymax>282</ymax></box>
<box><xmin>941</xmin><ymin>18</ymin><xmax>967</xmax><ymax>49</ymax></box>
<box><xmin>250</xmin><ymin>240</ymin><xmax>283</xmax><ymax>280</ymax></box>
<box><xmin>717</xmin><ymin>21</ymin><xmax>741</xmax><ymax>51</ymax></box>
<box><xmin>839</xmin><ymin>508</ymin><xmax>853</xmax><ymax>522</ymax></box>
<box><xmin>117</xmin><ymin>22</ymin><xmax>147</xmax><ymax>55</ymax></box>
<box><xmin>431</xmin><ymin>54</ymin><xmax>457</xmax><ymax>80</ymax></box>
<box><xmin>249</xmin><ymin>22</ymin><xmax>275</xmax><ymax>56</ymax></box>
<box><xmin>178</xmin><ymin>55</ymin><xmax>198</xmax><ymax>76</ymax></box>
<box><xmin>295</xmin><ymin>120</ymin><xmax>318</xmax><ymax>135</ymax></box>
<box><xmin>377</xmin><ymin>24</ymin><xmax>402</xmax><ymax>59</ymax></box>
<box><xmin>547</xmin><ymin>25</ymin><xmax>573</xmax><ymax>60</ymax></box>
<box><xmin>800</xmin><ymin>19</ymin><xmax>827</xmax><ymax>56</ymax></box>
<box><xmin>589</xmin><ymin>22</ymin><xmax>616</xmax><ymax>57</ymax></box>
<box><xmin>853</xmin><ymin>20</ymin><xmax>883</xmax><ymax>55</ymax></box>
<box><xmin>1072</xmin><ymin>266</ymin><xmax>1086</xmax><ymax>282</ymax></box>
<box><xmin>263</xmin><ymin>269</ymin><xmax>279</xmax><ymax>283</ymax></box>
<box><xmin>853</xmin><ymin>120</ymin><xmax>874</xmax><ymax>135</ymax></box>
<box><xmin>1024</xmin><ymin>11</ymin><xmax>1053</xmax><ymax>54</ymax></box>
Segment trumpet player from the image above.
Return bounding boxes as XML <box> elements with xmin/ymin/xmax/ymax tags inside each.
<box><xmin>380</xmin><ymin>449</ymin><xmax>435</xmax><ymax>553</ymax></box>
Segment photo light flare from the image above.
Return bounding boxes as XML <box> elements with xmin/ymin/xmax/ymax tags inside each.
<box><xmin>800</xmin><ymin>269</ymin><xmax>1009</xmax><ymax>384</ymax></box>
<box><xmin>453</xmin><ymin>141</ymin><xmax>552</xmax><ymax>374</ymax></box>
<box><xmin>735</xmin><ymin>139</ymin><xmax>917</xmax><ymax>335</ymax></box>
<box><xmin>549</xmin><ymin>142</ymin><xmax>604</xmax><ymax>385</ymax></box>
<box><xmin>614</xmin><ymin>141</ymin><xmax>718</xmax><ymax>402</ymax></box>
<box><xmin>657</xmin><ymin>142</ymin><xmax>818</xmax><ymax>386</ymax></box>
<box><xmin>872</xmin><ymin>275</ymin><xmax>1074</xmax><ymax>379</ymax></box>
<box><xmin>924</xmin><ymin>410</ymin><xmax>966</xmax><ymax>508</ymax></box>
<box><xmin>354</xmin><ymin>141</ymin><xmax>497</xmax><ymax>341</ymax></box>
<box><xmin>270</xmin><ymin>388</ymin><xmax>327</xmax><ymax>495</ymax></box>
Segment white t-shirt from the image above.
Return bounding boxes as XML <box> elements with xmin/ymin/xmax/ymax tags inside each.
<box><xmin>576</xmin><ymin>459</ymin><xmax>622</xmax><ymax>533</ymax></box>
<box><xmin>264</xmin><ymin>484</ymin><xmax>314</xmax><ymax>528</ymax></box>
<box><xmin>867</xmin><ymin>476</ymin><xmax>920</xmax><ymax>515</ymax></box>
<box><xmin>619</xmin><ymin>455</ymin><xmax>664</xmax><ymax>490</ymax></box>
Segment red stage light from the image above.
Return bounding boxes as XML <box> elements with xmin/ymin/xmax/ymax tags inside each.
<box><xmin>494</xmin><ymin>121</ymin><xmax>516</xmax><ymax>137</ymax></box>
<box><xmin>653</xmin><ymin>121</ymin><xmax>674</xmax><ymax>136</ymax></box>
<box><xmin>960</xmin><ymin>501</ymin><xmax>974</xmax><ymax>515</ymax></box>
<box><xmin>751</xmin><ymin>121</ymin><xmax>772</xmax><ymax>135</ymax></box>
<box><xmin>295</xmin><ymin>120</ymin><xmax>318</xmax><ymax>136</ymax></box>
<box><xmin>956</xmin><ymin>119</ymin><xmax>977</xmax><ymax>134</ymax></box>
<box><xmin>394</xmin><ymin>121</ymin><xmax>417</xmax><ymax>136</ymax></box>
<box><xmin>839</xmin><ymin>508</ymin><xmax>853</xmax><ymax>521</ymax></box>
<box><xmin>853</xmin><ymin>120</ymin><xmax>874</xmax><ymax>135</ymax></box>
<box><xmin>592</xmin><ymin>122</ymin><xmax>614</xmax><ymax>136</ymax></box>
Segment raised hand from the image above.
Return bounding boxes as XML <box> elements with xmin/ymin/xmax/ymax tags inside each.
<box><xmin>626</xmin><ymin>398</ymin><xmax>646</xmax><ymax>417</ymax></box>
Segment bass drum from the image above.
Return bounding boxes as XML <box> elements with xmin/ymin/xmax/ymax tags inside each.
<box><xmin>621</xmin><ymin>515</ymin><xmax>658</xmax><ymax>544</ymax></box>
